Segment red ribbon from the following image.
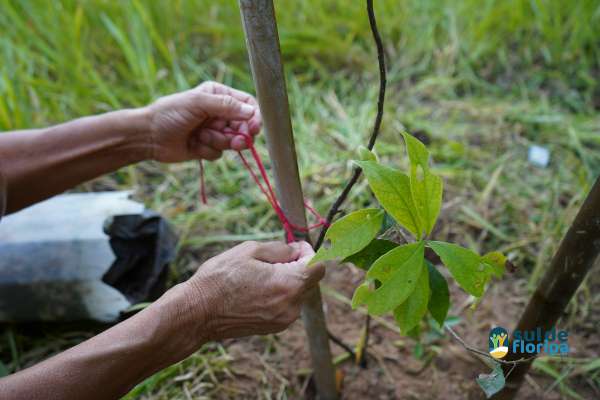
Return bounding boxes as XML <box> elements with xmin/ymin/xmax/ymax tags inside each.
<box><xmin>198</xmin><ymin>131</ymin><xmax>328</xmax><ymax>243</ymax></box>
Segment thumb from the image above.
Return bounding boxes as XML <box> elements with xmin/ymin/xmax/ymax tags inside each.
<box><xmin>200</xmin><ymin>93</ymin><xmax>256</xmax><ymax>121</ymax></box>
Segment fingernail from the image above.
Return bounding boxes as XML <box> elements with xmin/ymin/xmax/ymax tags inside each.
<box><xmin>241</xmin><ymin>103</ymin><xmax>254</xmax><ymax>116</ymax></box>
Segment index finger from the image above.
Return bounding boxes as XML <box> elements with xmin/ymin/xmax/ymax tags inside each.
<box><xmin>203</xmin><ymin>82</ymin><xmax>257</xmax><ymax>105</ymax></box>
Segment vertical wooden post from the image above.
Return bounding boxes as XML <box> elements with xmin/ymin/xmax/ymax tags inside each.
<box><xmin>494</xmin><ymin>177</ymin><xmax>600</xmax><ymax>399</ymax></box>
<box><xmin>238</xmin><ymin>1</ymin><xmax>338</xmax><ymax>399</ymax></box>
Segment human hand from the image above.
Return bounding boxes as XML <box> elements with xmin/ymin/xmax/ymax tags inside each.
<box><xmin>182</xmin><ymin>241</ymin><xmax>324</xmax><ymax>341</ymax></box>
<box><xmin>145</xmin><ymin>81</ymin><xmax>262</xmax><ymax>163</ymax></box>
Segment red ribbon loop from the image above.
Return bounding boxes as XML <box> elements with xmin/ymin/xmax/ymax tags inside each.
<box><xmin>198</xmin><ymin>131</ymin><xmax>328</xmax><ymax>243</ymax></box>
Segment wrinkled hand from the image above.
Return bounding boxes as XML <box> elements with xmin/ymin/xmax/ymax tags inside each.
<box><xmin>184</xmin><ymin>241</ymin><xmax>324</xmax><ymax>340</ymax></box>
<box><xmin>146</xmin><ymin>81</ymin><xmax>262</xmax><ymax>163</ymax></box>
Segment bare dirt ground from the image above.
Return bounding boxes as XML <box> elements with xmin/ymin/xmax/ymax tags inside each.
<box><xmin>206</xmin><ymin>262</ymin><xmax>599</xmax><ymax>399</ymax></box>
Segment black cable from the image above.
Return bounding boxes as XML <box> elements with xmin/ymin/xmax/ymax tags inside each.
<box><xmin>320</xmin><ymin>0</ymin><xmax>387</xmax><ymax>361</ymax></box>
<box><xmin>315</xmin><ymin>0</ymin><xmax>387</xmax><ymax>251</ymax></box>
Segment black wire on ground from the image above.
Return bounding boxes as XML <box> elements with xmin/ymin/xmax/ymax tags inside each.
<box><xmin>318</xmin><ymin>0</ymin><xmax>387</xmax><ymax>363</ymax></box>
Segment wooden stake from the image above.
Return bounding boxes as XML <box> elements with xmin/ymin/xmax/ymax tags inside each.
<box><xmin>238</xmin><ymin>1</ymin><xmax>338</xmax><ymax>399</ymax></box>
<box><xmin>494</xmin><ymin>177</ymin><xmax>600</xmax><ymax>399</ymax></box>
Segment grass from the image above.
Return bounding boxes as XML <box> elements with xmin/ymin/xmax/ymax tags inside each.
<box><xmin>1</xmin><ymin>0</ymin><xmax>600</xmax><ymax>398</ymax></box>
<box><xmin>122</xmin><ymin>343</ymin><xmax>239</xmax><ymax>400</ymax></box>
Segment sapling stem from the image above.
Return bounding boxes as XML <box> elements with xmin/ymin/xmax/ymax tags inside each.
<box><xmin>238</xmin><ymin>1</ymin><xmax>337</xmax><ymax>398</ymax></box>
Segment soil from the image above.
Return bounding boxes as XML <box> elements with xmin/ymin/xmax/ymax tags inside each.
<box><xmin>209</xmin><ymin>262</ymin><xmax>599</xmax><ymax>399</ymax></box>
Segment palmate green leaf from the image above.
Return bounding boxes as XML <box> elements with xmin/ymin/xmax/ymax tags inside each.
<box><xmin>393</xmin><ymin>261</ymin><xmax>430</xmax><ymax>334</ymax></box>
<box><xmin>428</xmin><ymin>241</ymin><xmax>489</xmax><ymax>297</ymax></box>
<box><xmin>310</xmin><ymin>208</ymin><xmax>384</xmax><ymax>265</ymax></box>
<box><xmin>402</xmin><ymin>132</ymin><xmax>443</xmax><ymax>236</ymax></box>
<box><xmin>364</xmin><ymin>241</ymin><xmax>425</xmax><ymax>315</ymax></box>
<box><xmin>426</xmin><ymin>261</ymin><xmax>450</xmax><ymax>327</ymax></box>
<box><xmin>343</xmin><ymin>239</ymin><xmax>398</xmax><ymax>271</ymax></box>
<box><xmin>354</xmin><ymin>160</ymin><xmax>421</xmax><ymax>237</ymax></box>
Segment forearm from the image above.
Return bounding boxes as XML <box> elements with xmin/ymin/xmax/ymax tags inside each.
<box><xmin>0</xmin><ymin>108</ymin><xmax>151</xmax><ymax>213</ymax></box>
<box><xmin>0</xmin><ymin>283</ymin><xmax>207</xmax><ymax>400</ymax></box>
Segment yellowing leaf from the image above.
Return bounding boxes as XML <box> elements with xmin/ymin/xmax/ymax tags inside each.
<box><xmin>429</xmin><ymin>241</ymin><xmax>489</xmax><ymax>297</ymax></box>
<box><xmin>311</xmin><ymin>208</ymin><xmax>384</xmax><ymax>265</ymax></box>
<box><xmin>426</xmin><ymin>261</ymin><xmax>449</xmax><ymax>327</ymax></box>
<box><xmin>364</xmin><ymin>241</ymin><xmax>425</xmax><ymax>315</ymax></box>
<box><xmin>481</xmin><ymin>251</ymin><xmax>506</xmax><ymax>278</ymax></box>
<box><xmin>393</xmin><ymin>261</ymin><xmax>430</xmax><ymax>334</ymax></box>
<box><xmin>344</xmin><ymin>239</ymin><xmax>398</xmax><ymax>271</ymax></box>
<box><xmin>354</xmin><ymin>160</ymin><xmax>421</xmax><ymax>237</ymax></box>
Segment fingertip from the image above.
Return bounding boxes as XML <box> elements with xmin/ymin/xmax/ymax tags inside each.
<box><xmin>240</xmin><ymin>103</ymin><xmax>255</xmax><ymax>119</ymax></box>
<box><xmin>290</xmin><ymin>241</ymin><xmax>315</xmax><ymax>258</ymax></box>
<box><xmin>231</xmin><ymin>136</ymin><xmax>247</xmax><ymax>150</ymax></box>
<box><xmin>312</xmin><ymin>261</ymin><xmax>326</xmax><ymax>280</ymax></box>
<box><xmin>300</xmin><ymin>259</ymin><xmax>326</xmax><ymax>287</ymax></box>
<box><xmin>248</xmin><ymin>119</ymin><xmax>262</xmax><ymax>135</ymax></box>
<box><xmin>239</xmin><ymin>121</ymin><xmax>249</xmax><ymax>134</ymax></box>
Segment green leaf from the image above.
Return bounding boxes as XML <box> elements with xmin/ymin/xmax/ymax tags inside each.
<box><xmin>357</xmin><ymin>145</ymin><xmax>377</xmax><ymax>162</ymax></box>
<box><xmin>410</xmin><ymin>169</ymin><xmax>443</xmax><ymax>236</ymax></box>
<box><xmin>351</xmin><ymin>282</ymin><xmax>371</xmax><ymax>309</ymax></box>
<box><xmin>354</xmin><ymin>160</ymin><xmax>421</xmax><ymax>237</ymax></box>
<box><xmin>427</xmin><ymin>261</ymin><xmax>450</xmax><ymax>327</ymax></box>
<box><xmin>365</xmin><ymin>241</ymin><xmax>425</xmax><ymax>315</ymax></box>
<box><xmin>428</xmin><ymin>241</ymin><xmax>489</xmax><ymax>297</ymax></box>
<box><xmin>344</xmin><ymin>239</ymin><xmax>398</xmax><ymax>271</ymax></box>
<box><xmin>401</xmin><ymin>132</ymin><xmax>430</xmax><ymax>171</ymax></box>
<box><xmin>393</xmin><ymin>261</ymin><xmax>430</xmax><ymax>334</ymax></box>
<box><xmin>476</xmin><ymin>363</ymin><xmax>506</xmax><ymax>398</ymax></box>
<box><xmin>311</xmin><ymin>208</ymin><xmax>384</xmax><ymax>265</ymax></box>
<box><xmin>401</xmin><ymin>132</ymin><xmax>442</xmax><ymax>236</ymax></box>
<box><xmin>367</xmin><ymin>242</ymin><xmax>423</xmax><ymax>282</ymax></box>
<box><xmin>481</xmin><ymin>251</ymin><xmax>506</xmax><ymax>278</ymax></box>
